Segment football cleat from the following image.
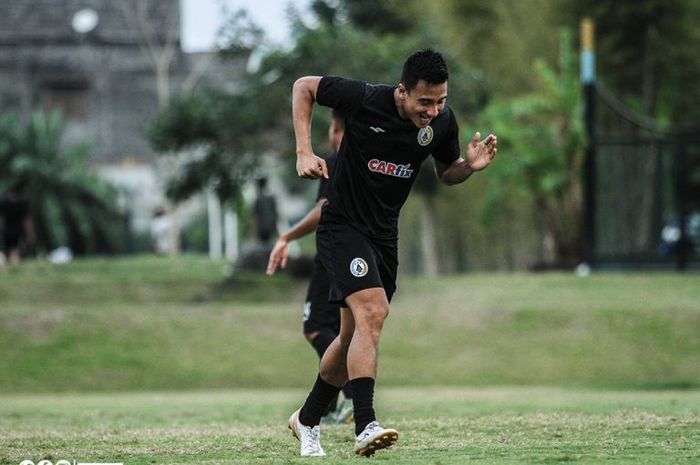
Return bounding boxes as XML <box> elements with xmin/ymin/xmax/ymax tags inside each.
<box><xmin>288</xmin><ymin>408</ymin><xmax>326</xmax><ymax>456</ymax></box>
<box><xmin>354</xmin><ymin>421</ymin><xmax>399</xmax><ymax>457</ymax></box>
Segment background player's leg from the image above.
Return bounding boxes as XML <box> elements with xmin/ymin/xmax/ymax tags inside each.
<box><xmin>307</xmin><ymin>329</ymin><xmax>336</xmax><ymax>358</ymax></box>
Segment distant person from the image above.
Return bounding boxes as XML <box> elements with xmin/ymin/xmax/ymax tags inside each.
<box><xmin>267</xmin><ymin>109</ymin><xmax>353</xmax><ymax>425</ymax></box>
<box><xmin>150</xmin><ymin>206</ymin><xmax>172</xmax><ymax>256</ymax></box>
<box><xmin>0</xmin><ymin>187</ymin><xmax>34</xmax><ymax>265</ymax></box>
<box><xmin>287</xmin><ymin>48</ymin><xmax>497</xmax><ymax>457</ymax></box>
<box><xmin>252</xmin><ymin>177</ymin><xmax>278</xmax><ymax>244</ymax></box>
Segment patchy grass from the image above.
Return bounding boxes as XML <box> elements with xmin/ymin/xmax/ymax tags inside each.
<box><xmin>1</xmin><ymin>387</ymin><xmax>698</xmax><ymax>465</ymax></box>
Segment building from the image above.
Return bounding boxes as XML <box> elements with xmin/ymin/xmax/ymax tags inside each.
<box><xmin>0</xmin><ymin>0</ymin><xmax>247</xmax><ymax>238</ymax></box>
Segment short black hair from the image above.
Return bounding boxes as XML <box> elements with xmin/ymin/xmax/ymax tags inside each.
<box><xmin>400</xmin><ymin>48</ymin><xmax>449</xmax><ymax>91</ymax></box>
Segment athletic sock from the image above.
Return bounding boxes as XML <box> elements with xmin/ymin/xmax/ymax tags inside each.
<box><xmin>299</xmin><ymin>374</ymin><xmax>342</xmax><ymax>427</ymax></box>
<box><xmin>342</xmin><ymin>382</ymin><xmax>353</xmax><ymax>400</ymax></box>
<box><xmin>309</xmin><ymin>328</ymin><xmax>337</xmax><ymax>359</ymax></box>
<box><xmin>325</xmin><ymin>393</ymin><xmax>339</xmax><ymax>416</ymax></box>
<box><xmin>350</xmin><ymin>377</ymin><xmax>376</xmax><ymax>435</ymax></box>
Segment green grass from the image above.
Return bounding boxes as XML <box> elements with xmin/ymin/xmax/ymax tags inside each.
<box><xmin>1</xmin><ymin>256</ymin><xmax>699</xmax><ymax>464</ymax></box>
<box><xmin>0</xmin><ymin>256</ymin><xmax>699</xmax><ymax>391</ymax></box>
<box><xmin>1</xmin><ymin>387</ymin><xmax>698</xmax><ymax>464</ymax></box>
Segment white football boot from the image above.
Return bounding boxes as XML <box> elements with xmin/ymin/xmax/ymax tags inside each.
<box><xmin>354</xmin><ymin>421</ymin><xmax>399</xmax><ymax>457</ymax></box>
<box><xmin>288</xmin><ymin>408</ymin><xmax>326</xmax><ymax>457</ymax></box>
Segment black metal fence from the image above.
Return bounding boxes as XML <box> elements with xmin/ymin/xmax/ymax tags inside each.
<box><xmin>587</xmin><ymin>84</ymin><xmax>700</xmax><ymax>270</ymax></box>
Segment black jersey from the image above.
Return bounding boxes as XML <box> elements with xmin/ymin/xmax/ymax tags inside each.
<box><xmin>316</xmin><ymin>152</ymin><xmax>338</xmax><ymax>201</ymax></box>
<box><xmin>316</xmin><ymin>76</ymin><xmax>460</xmax><ymax>240</ymax></box>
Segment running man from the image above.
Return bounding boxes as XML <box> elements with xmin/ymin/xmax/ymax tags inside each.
<box><xmin>288</xmin><ymin>48</ymin><xmax>497</xmax><ymax>457</ymax></box>
<box><xmin>267</xmin><ymin>109</ymin><xmax>353</xmax><ymax>424</ymax></box>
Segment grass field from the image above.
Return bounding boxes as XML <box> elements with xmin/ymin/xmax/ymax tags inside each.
<box><xmin>1</xmin><ymin>256</ymin><xmax>698</xmax><ymax>391</ymax></box>
<box><xmin>1</xmin><ymin>256</ymin><xmax>699</xmax><ymax>464</ymax></box>
<box><xmin>2</xmin><ymin>387</ymin><xmax>699</xmax><ymax>465</ymax></box>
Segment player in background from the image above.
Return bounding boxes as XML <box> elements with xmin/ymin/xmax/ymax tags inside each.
<box><xmin>288</xmin><ymin>48</ymin><xmax>497</xmax><ymax>457</ymax></box>
<box><xmin>266</xmin><ymin>109</ymin><xmax>353</xmax><ymax>424</ymax></box>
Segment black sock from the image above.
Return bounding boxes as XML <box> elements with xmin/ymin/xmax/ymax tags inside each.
<box><xmin>350</xmin><ymin>377</ymin><xmax>376</xmax><ymax>435</ymax></box>
<box><xmin>309</xmin><ymin>328</ymin><xmax>337</xmax><ymax>359</ymax></box>
<box><xmin>299</xmin><ymin>374</ymin><xmax>342</xmax><ymax>427</ymax></box>
<box><xmin>342</xmin><ymin>382</ymin><xmax>353</xmax><ymax>400</ymax></box>
<box><xmin>325</xmin><ymin>393</ymin><xmax>339</xmax><ymax>416</ymax></box>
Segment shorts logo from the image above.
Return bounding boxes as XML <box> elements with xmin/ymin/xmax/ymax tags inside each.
<box><xmin>417</xmin><ymin>126</ymin><xmax>434</xmax><ymax>146</ymax></box>
<box><xmin>350</xmin><ymin>257</ymin><xmax>368</xmax><ymax>277</ymax></box>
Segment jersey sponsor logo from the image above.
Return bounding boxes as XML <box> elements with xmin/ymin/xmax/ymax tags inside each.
<box><xmin>369</xmin><ymin>126</ymin><xmax>386</xmax><ymax>133</ymax></box>
<box><xmin>350</xmin><ymin>257</ymin><xmax>369</xmax><ymax>277</ymax></box>
<box><xmin>417</xmin><ymin>126</ymin><xmax>434</xmax><ymax>146</ymax></box>
<box><xmin>368</xmin><ymin>158</ymin><xmax>414</xmax><ymax>179</ymax></box>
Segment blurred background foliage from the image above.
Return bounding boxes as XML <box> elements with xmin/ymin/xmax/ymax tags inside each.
<box><xmin>5</xmin><ymin>0</ymin><xmax>698</xmax><ymax>269</ymax></box>
<box><xmin>147</xmin><ymin>0</ymin><xmax>700</xmax><ymax>271</ymax></box>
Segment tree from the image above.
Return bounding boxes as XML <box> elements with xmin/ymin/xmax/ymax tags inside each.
<box><xmin>437</xmin><ymin>0</ymin><xmax>562</xmax><ymax>100</ymax></box>
<box><xmin>480</xmin><ymin>31</ymin><xmax>585</xmax><ymax>267</ymax></box>
<box><xmin>561</xmin><ymin>0</ymin><xmax>700</xmax><ymax>123</ymax></box>
<box><xmin>0</xmin><ymin>112</ymin><xmax>124</xmax><ymax>254</ymax></box>
<box><xmin>147</xmin><ymin>91</ymin><xmax>263</xmax><ymax>207</ymax></box>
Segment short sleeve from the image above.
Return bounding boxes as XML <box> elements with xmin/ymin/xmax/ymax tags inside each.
<box><xmin>432</xmin><ymin>108</ymin><xmax>460</xmax><ymax>165</ymax></box>
<box><xmin>316</xmin><ymin>76</ymin><xmax>367</xmax><ymax>117</ymax></box>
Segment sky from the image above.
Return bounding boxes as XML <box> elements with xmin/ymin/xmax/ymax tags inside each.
<box><xmin>181</xmin><ymin>0</ymin><xmax>312</xmax><ymax>52</ymax></box>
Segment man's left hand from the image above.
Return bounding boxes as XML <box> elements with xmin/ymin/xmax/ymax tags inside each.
<box><xmin>466</xmin><ymin>131</ymin><xmax>497</xmax><ymax>172</ymax></box>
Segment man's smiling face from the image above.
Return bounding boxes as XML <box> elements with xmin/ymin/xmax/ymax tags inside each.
<box><xmin>396</xmin><ymin>79</ymin><xmax>448</xmax><ymax>128</ymax></box>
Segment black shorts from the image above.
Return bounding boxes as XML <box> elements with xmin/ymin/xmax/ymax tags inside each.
<box><xmin>303</xmin><ymin>254</ymin><xmax>341</xmax><ymax>335</ymax></box>
<box><xmin>316</xmin><ymin>222</ymin><xmax>398</xmax><ymax>305</ymax></box>
<box><xmin>3</xmin><ymin>228</ymin><xmax>22</xmax><ymax>249</ymax></box>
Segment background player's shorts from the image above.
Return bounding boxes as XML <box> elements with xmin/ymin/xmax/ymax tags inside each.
<box><xmin>303</xmin><ymin>254</ymin><xmax>341</xmax><ymax>334</ymax></box>
<box><xmin>316</xmin><ymin>222</ymin><xmax>398</xmax><ymax>305</ymax></box>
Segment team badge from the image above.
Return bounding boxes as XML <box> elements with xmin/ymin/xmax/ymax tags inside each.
<box><xmin>417</xmin><ymin>126</ymin><xmax>434</xmax><ymax>146</ymax></box>
<box><xmin>350</xmin><ymin>257</ymin><xmax>369</xmax><ymax>277</ymax></box>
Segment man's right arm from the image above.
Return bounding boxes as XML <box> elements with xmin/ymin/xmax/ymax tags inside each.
<box><xmin>266</xmin><ymin>198</ymin><xmax>325</xmax><ymax>275</ymax></box>
<box><xmin>293</xmin><ymin>76</ymin><xmax>328</xmax><ymax>179</ymax></box>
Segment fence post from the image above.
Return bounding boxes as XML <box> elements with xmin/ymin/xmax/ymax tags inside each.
<box><xmin>581</xmin><ymin>18</ymin><xmax>597</xmax><ymax>267</ymax></box>
<box><xmin>675</xmin><ymin>140</ymin><xmax>689</xmax><ymax>271</ymax></box>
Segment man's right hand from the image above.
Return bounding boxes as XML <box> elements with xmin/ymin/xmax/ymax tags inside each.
<box><xmin>297</xmin><ymin>153</ymin><xmax>329</xmax><ymax>179</ymax></box>
<box><xmin>266</xmin><ymin>238</ymin><xmax>289</xmax><ymax>275</ymax></box>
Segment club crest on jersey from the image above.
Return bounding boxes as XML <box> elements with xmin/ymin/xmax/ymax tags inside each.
<box><xmin>368</xmin><ymin>159</ymin><xmax>413</xmax><ymax>178</ymax></box>
<box><xmin>350</xmin><ymin>257</ymin><xmax>369</xmax><ymax>277</ymax></box>
<box><xmin>417</xmin><ymin>126</ymin><xmax>434</xmax><ymax>146</ymax></box>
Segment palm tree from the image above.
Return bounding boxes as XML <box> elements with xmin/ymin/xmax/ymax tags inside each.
<box><xmin>0</xmin><ymin>111</ymin><xmax>124</xmax><ymax>255</ymax></box>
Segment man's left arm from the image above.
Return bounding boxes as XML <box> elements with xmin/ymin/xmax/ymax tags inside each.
<box><xmin>434</xmin><ymin>131</ymin><xmax>497</xmax><ymax>185</ymax></box>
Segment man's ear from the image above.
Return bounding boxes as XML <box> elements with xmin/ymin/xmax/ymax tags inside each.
<box><xmin>397</xmin><ymin>83</ymin><xmax>407</xmax><ymax>98</ymax></box>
